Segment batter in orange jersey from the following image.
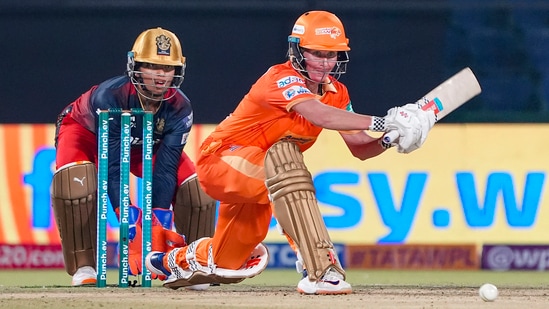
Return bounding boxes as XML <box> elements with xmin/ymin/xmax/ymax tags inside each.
<box><xmin>146</xmin><ymin>11</ymin><xmax>436</xmax><ymax>295</ymax></box>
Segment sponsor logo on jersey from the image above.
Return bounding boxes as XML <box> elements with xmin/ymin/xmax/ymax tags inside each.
<box><xmin>185</xmin><ymin>112</ymin><xmax>193</xmax><ymax>128</ymax></box>
<box><xmin>276</xmin><ymin>76</ymin><xmax>304</xmax><ymax>88</ymax></box>
<box><xmin>282</xmin><ymin>85</ymin><xmax>311</xmax><ymax>100</ymax></box>
<box><xmin>155</xmin><ymin>118</ymin><xmax>165</xmax><ymax>134</ymax></box>
<box><xmin>181</xmin><ymin>132</ymin><xmax>189</xmax><ymax>145</ymax></box>
<box><xmin>279</xmin><ymin>135</ymin><xmax>314</xmax><ymax>145</ymax></box>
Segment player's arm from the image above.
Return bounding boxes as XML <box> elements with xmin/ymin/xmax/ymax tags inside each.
<box><xmin>153</xmin><ymin>140</ymin><xmax>185</xmax><ymax>209</ymax></box>
<box><xmin>339</xmin><ymin>131</ymin><xmax>389</xmax><ymax>161</ymax></box>
<box><xmin>292</xmin><ymin>98</ymin><xmax>374</xmax><ymax>131</ymax></box>
<box><xmin>106</xmin><ymin>120</ymin><xmax>122</xmax><ymax>207</ymax></box>
<box><xmin>292</xmin><ymin>98</ymin><xmax>423</xmax><ymax>134</ymax></box>
<box><xmin>152</xmin><ymin>111</ymin><xmax>192</xmax><ymax>209</ymax></box>
<box><xmin>294</xmin><ymin>99</ymin><xmax>434</xmax><ymax>154</ymax></box>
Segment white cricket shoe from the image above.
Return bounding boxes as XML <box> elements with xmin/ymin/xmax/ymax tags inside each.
<box><xmin>146</xmin><ymin>251</ymin><xmax>209</xmax><ymax>291</ymax></box>
<box><xmin>71</xmin><ymin>266</ymin><xmax>97</xmax><ymax>286</ymax></box>
<box><xmin>185</xmin><ymin>283</ymin><xmax>210</xmax><ymax>291</ymax></box>
<box><xmin>297</xmin><ymin>268</ymin><xmax>352</xmax><ymax>295</ymax></box>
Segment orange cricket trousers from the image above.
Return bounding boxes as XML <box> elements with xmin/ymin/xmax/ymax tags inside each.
<box><xmin>181</xmin><ymin>141</ymin><xmax>274</xmax><ymax>270</ymax></box>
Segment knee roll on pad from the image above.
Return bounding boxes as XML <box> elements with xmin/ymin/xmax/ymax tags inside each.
<box><xmin>264</xmin><ymin>141</ymin><xmax>344</xmax><ymax>281</ymax></box>
<box><xmin>173</xmin><ymin>175</ymin><xmax>217</xmax><ymax>243</ymax></box>
<box><xmin>51</xmin><ymin>161</ymin><xmax>97</xmax><ymax>275</ymax></box>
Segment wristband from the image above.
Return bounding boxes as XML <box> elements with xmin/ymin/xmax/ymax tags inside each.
<box><xmin>369</xmin><ymin>116</ymin><xmax>386</xmax><ymax>132</ymax></box>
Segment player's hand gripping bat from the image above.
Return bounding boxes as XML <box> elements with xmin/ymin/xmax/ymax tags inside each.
<box><xmin>383</xmin><ymin>67</ymin><xmax>482</xmax><ymax>144</ymax></box>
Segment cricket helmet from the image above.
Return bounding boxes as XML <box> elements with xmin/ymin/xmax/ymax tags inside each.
<box><xmin>288</xmin><ymin>11</ymin><xmax>350</xmax><ymax>81</ymax></box>
<box><xmin>127</xmin><ymin>27</ymin><xmax>186</xmax><ymax>97</ymax></box>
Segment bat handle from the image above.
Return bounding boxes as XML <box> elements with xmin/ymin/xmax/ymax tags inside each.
<box><xmin>383</xmin><ymin>130</ymin><xmax>400</xmax><ymax>144</ymax></box>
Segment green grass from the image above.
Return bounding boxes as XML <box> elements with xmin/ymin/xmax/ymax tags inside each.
<box><xmin>249</xmin><ymin>269</ymin><xmax>549</xmax><ymax>288</ymax></box>
<box><xmin>1</xmin><ymin>269</ymin><xmax>548</xmax><ymax>288</ymax></box>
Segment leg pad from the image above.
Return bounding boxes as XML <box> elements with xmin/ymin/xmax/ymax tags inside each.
<box><xmin>51</xmin><ymin>161</ymin><xmax>97</xmax><ymax>275</ymax></box>
<box><xmin>264</xmin><ymin>141</ymin><xmax>344</xmax><ymax>281</ymax></box>
<box><xmin>173</xmin><ymin>175</ymin><xmax>217</xmax><ymax>243</ymax></box>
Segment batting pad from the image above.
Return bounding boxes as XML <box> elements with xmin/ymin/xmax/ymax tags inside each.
<box><xmin>174</xmin><ymin>175</ymin><xmax>216</xmax><ymax>243</ymax></box>
<box><xmin>51</xmin><ymin>161</ymin><xmax>97</xmax><ymax>275</ymax></box>
<box><xmin>264</xmin><ymin>141</ymin><xmax>344</xmax><ymax>281</ymax></box>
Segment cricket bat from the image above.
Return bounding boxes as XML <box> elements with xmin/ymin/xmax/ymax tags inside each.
<box><xmin>383</xmin><ymin>67</ymin><xmax>482</xmax><ymax>143</ymax></box>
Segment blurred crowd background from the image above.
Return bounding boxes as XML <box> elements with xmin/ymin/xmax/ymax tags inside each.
<box><xmin>2</xmin><ymin>0</ymin><xmax>549</xmax><ymax>124</ymax></box>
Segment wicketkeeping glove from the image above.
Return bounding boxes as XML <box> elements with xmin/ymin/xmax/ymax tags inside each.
<box><xmin>123</xmin><ymin>205</ymin><xmax>186</xmax><ymax>280</ymax></box>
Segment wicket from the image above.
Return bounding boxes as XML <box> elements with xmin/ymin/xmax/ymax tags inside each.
<box><xmin>96</xmin><ymin>108</ymin><xmax>154</xmax><ymax>288</ymax></box>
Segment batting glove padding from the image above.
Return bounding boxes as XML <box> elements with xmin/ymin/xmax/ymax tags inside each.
<box><xmin>384</xmin><ymin>103</ymin><xmax>436</xmax><ymax>154</ymax></box>
<box><xmin>369</xmin><ymin>103</ymin><xmax>425</xmax><ymax>134</ymax></box>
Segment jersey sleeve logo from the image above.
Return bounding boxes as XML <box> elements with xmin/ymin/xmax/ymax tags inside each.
<box><xmin>282</xmin><ymin>85</ymin><xmax>311</xmax><ymax>100</ymax></box>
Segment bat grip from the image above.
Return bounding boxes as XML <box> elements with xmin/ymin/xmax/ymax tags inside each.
<box><xmin>383</xmin><ymin>130</ymin><xmax>400</xmax><ymax>144</ymax></box>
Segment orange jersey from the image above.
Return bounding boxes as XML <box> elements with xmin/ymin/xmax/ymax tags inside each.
<box><xmin>207</xmin><ymin>61</ymin><xmax>351</xmax><ymax>152</ymax></box>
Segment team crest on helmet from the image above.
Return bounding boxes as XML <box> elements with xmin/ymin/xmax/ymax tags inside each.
<box><xmin>156</xmin><ymin>34</ymin><xmax>171</xmax><ymax>56</ymax></box>
<box><xmin>315</xmin><ymin>27</ymin><xmax>342</xmax><ymax>39</ymax></box>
